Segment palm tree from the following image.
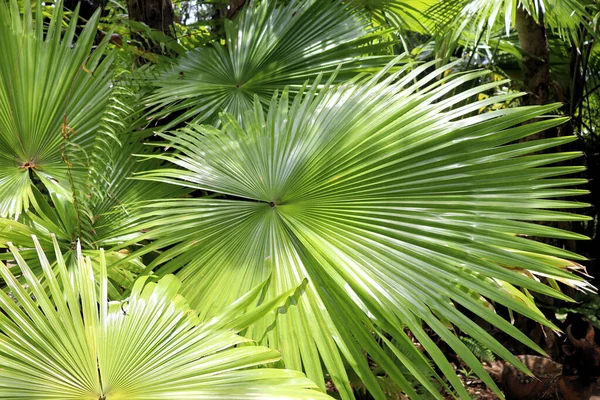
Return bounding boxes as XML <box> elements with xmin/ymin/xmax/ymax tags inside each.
<box><xmin>0</xmin><ymin>134</ymin><xmax>187</xmax><ymax>298</ymax></box>
<box><xmin>423</xmin><ymin>0</ymin><xmax>594</xmax><ymax>61</ymax></box>
<box><xmin>0</xmin><ymin>2</ymin><xmax>188</xmax><ymax>296</ymax></box>
<box><xmin>396</xmin><ymin>0</ymin><xmax>600</xmax><ymax>288</ymax></box>
<box><xmin>0</xmin><ymin>0</ymin><xmax>595</xmax><ymax>399</ymax></box>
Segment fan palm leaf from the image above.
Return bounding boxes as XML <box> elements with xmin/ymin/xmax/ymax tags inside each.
<box><xmin>0</xmin><ymin>0</ymin><xmax>116</xmax><ymax>218</ymax></box>
<box><xmin>0</xmin><ymin>84</ymin><xmax>187</xmax><ymax>299</ymax></box>
<box><xmin>145</xmin><ymin>0</ymin><xmax>395</xmax><ymax>129</ymax></box>
<box><xmin>122</xmin><ymin>61</ymin><xmax>592</xmax><ymax>398</ymax></box>
<box><xmin>0</xmin><ymin>235</ymin><xmax>329</xmax><ymax>399</ymax></box>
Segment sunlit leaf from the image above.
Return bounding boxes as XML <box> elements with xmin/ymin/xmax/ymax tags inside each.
<box><xmin>124</xmin><ymin>60</ymin><xmax>592</xmax><ymax>398</ymax></box>
<box><xmin>146</xmin><ymin>0</ymin><xmax>395</xmax><ymax>128</ymax></box>
<box><xmin>0</xmin><ymin>235</ymin><xmax>330</xmax><ymax>399</ymax></box>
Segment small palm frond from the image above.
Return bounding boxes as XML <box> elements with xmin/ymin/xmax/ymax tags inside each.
<box><xmin>0</xmin><ymin>85</ymin><xmax>187</xmax><ymax>299</ymax></box>
<box><xmin>145</xmin><ymin>0</ymin><xmax>395</xmax><ymax>128</ymax></box>
<box><xmin>460</xmin><ymin>336</ymin><xmax>496</xmax><ymax>363</ymax></box>
<box><xmin>123</xmin><ymin>60</ymin><xmax>592</xmax><ymax>398</ymax></box>
<box><xmin>0</xmin><ymin>1</ymin><xmax>114</xmax><ymax>218</ymax></box>
<box><xmin>0</xmin><ymin>235</ymin><xmax>330</xmax><ymax>399</ymax></box>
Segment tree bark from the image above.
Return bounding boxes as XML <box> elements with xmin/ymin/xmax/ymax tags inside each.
<box><xmin>127</xmin><ymin>0</ymin><xmax>175</xmax><ymax>60</ymax></box>
<box><xmin>515</xmin><ymin>7</ymin><xmax>551</xmax><ymax>109</ymax></box>
<box><xmin>515</xmin><ymin>8</ymin><xmax>584</xmax><ymax>308</ymax></box>
<box><xmin>228</xmin><ymin>0</ymin><xmax>247</xmax><ymax>19</ymax></box>
<box><xmin>127</xmin><ymin>0</ymin><xmax>175</xmax><ymax>37</ymax></box>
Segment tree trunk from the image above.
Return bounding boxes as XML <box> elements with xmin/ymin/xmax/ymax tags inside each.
<box><xmin>516</xmin><ymin>7</ymin><xmax>576</xmax><ymax>246</ymax></box>
<box><xmin>127</xmin><ymin>0</ymin><xmax>174</xmax><ymax>36</ymax></box>
<box><xmin>514</xmin><ymin>8</ymin><xmax>586</xmax><ymax>331</ymax></box>
<box><xmin>515</xmin><ymin>6</ymin><xmax>550</xmax><ymax>109</ymax></box>
<box><xmin>228</xmin><ymin>0</ymin><xmax>247</xmax><ymax>18</ymax></box>
<box><xmin>127</xmin><ymin>0</ymin><xmax>175</xmax><ymax>59</ymax></box>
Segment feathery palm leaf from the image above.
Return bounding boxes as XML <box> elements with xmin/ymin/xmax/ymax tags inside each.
<box><xmin>0</xmin><ymin>235</ymin><xmax>329</xmax><ymax>399</ymax></box>
<box><xmin>146</xmin><ymin>0</ymin><xmax>394</xmax><ymax>128</ymax></box>
<box><xmin>0</xmin><ymin>1</ymin><xmax>115</xmax><ymax>218</ymax></box>
<box><xmin>124</xmin><ymin>61</ymin><xmax>592</xmax><ymax>398</ymax></box>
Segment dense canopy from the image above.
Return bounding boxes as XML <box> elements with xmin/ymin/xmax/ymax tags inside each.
<box><xmin>0</xmin><ymin>0</ymin><xmax>598</xmax><ymax>399</ymax></box>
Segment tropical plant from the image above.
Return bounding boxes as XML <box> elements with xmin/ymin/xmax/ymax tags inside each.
<box><xmin>0</xmin><ymin>133</ymin><xmax>186</xmax><ymax>298</ymax></box>
<box><xmin>0</xmin><ymin>0</ymin><xmax>596</xmax><ymax>399</ymax></box>
<box><xmin>0</xmin><ymin>2</ymin><xmax>188</xmax><ymax>296</ymax></box>
<box><xmin>146</xmin><ymin>0</ymin><xmax>395</xmax><ymax>128</ymax></box>
<box><xmin>118</xmin><ymin>59</ymin><xmax>593</xmax><ymax>398</ymax></box>
<box><xmin>423</xmin><ymin>0</ymin><xmax>595</xmax><ymax>62</ymax></box>
<box><xmin>0</xmin><ymin>1</ymin><xmax>114</xmax><ymax>219</ymax></box>
<box><xmin>0</xmin><ymin>235</ymin><xmax>329</xmax><ymax>399</ymax></box>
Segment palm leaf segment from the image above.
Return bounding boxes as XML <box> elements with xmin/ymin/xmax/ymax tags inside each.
<box><xmin>0</xmin><ymin>235</ymin><xmax>329</xmax><ymax>399</ymax></box>
<box><xmin>146</xmin><ymin>0</ymin><xmax>394</xmax><ymax>128</ymax></box>
<box><xmin>426</xmin><ymin>0</ymin><xmax>595</xmax><ymax>61</ymax></box>
<box><xmin>132</xmin><ymin>63</ymin><xmax>592</xmax><ymax>399</ymax></box>
<box><xmin>0</xmin><ymin>1</ymin><xmax>114</xmax><ymax>218</ymax></box>
<box><xmin>358</xmin><ymin>0</ymin><xmax>438</xmax><ymax>34</ymax></box>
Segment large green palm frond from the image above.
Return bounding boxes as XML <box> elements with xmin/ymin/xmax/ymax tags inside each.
<box><xmin>0</xmin><ymin>235</ymin><xmax>329</xmax><ymax>399</ymax></box>
<box><xmin>124</xmin><ymin>61</ymin><xmax>592</xmax><ymax>398</ymax></box>
<box><xmin>0</xmin><ymin>1</ymin><xmax>115</xmax><ymax>218</ymax></box>
<box><xmin>145</xmin><ymin>0</ymin><xmax>395</xmax><ymax>129</ymax></box>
